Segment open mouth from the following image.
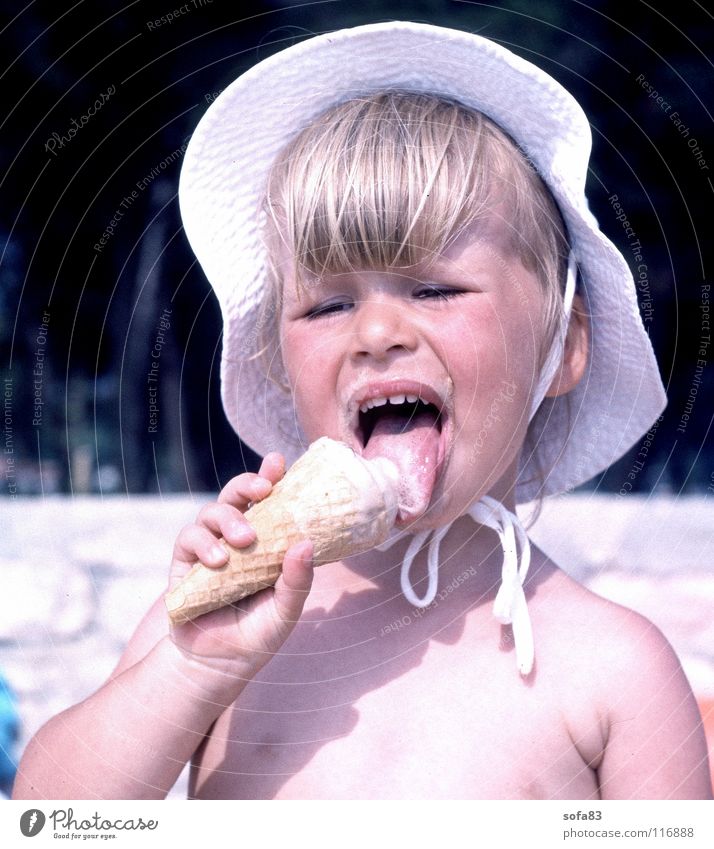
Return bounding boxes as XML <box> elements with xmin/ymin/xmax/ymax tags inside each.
<box><xmin>350</xmin><ymin>386</ymin><xmax>449</xmax><ymax>524</ymax></box>
<box><xmin>357</xmin><ymin>395</ymin><xmax>443</xmax><ymax>449</ymax></box>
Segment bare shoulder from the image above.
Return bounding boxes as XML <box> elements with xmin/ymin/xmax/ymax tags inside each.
<box><xmin>528</xmin><ymin>548</ymin><xmax>712</xmax><ymax>799</ymax></box>
<box><xmin>527</xmin><ymin>550</ymin><xmax>668</xmax><ymax>663</ymax></box>
<box><xmin>527</xmin><ymin>548</ymin><xmax>689</xmax><ymax>693</ymax></box>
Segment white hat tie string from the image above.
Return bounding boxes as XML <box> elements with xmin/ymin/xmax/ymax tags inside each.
<box><xmin>391</xmin><ymin>498</ymin><xmax>534</xmax><ymax>676</ymax></box>
<box><xmin>377</xmin><ymin>253</ymin><xmax>578</xmax><ymax>674</ymax></box>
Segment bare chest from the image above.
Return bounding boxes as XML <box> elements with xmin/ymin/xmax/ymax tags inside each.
<box><xmin>190</xmin><ymin>613</ymin><xmax>601</xmax><ymax>799</ymax></box>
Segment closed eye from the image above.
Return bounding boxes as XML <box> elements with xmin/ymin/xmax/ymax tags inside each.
<box><xmin>413</xmin><ymin>285</ymin><xmax>466</xmax><ymax>301</ymax></box>
<box><xmin>305</xmin><ymin>300</ymin><xmax>353</xmax><ymax>320</ymax></box>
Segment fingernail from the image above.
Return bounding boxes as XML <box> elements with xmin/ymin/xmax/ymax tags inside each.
<box><xmin>251</xmin><ymin>477</ymin><xmax>272</xmax><ymax>495</ymax></box>
<box><xmin>209</xmin><ymin>544</ymin><xmax>229</xmax><ymax>563</ymax></box>
<box><xmin>230</xmin><ymin>523</ymin><xmax>256</xmax><ymax>544</ymax></box>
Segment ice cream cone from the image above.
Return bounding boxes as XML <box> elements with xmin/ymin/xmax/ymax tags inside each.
<box><xmin>165</xmin><ymin>438</ymin><xmax>399</xmax><ymax>623</ymax></box>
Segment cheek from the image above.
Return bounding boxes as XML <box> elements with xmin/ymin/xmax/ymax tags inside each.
<box><xmin>279</xmin><ymin>324</ymin><xmax>338</xmax><ymax>435</ymax></box>
<box><xmin>446</xmin><ymin>305</ymin><xmax>543</xmax><ymax>464</ymax></box>
<box><xmin>447</xmin><ymin>303</ymin><xmax>541</xmax><ymax>394</ymax></box>
<box><xmin>280</xmin><ymin>320</ymin><xmax>318</xmax><ymax>383</ymax></box>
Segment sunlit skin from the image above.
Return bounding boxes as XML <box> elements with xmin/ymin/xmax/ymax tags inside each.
<box><xmin>13</xmin><ymin>220</ymin><xmax>710</xmax><ymax>801</ymax></box>
<box><xmin>279</xmin><ymin>218</ymin><xmax>576</xmax><ymax>528</ymax></box>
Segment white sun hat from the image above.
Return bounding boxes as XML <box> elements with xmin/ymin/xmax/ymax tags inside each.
<box><xmin>178</xmin><ymin>20</ymin><xmax>666</xmax><ymax>503</ymax></box>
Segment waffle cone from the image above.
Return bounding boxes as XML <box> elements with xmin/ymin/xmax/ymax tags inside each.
<box><xmin>165</xmin><ymin>438</ymin><xmax>399</xmax><ymax>623</ymax></box>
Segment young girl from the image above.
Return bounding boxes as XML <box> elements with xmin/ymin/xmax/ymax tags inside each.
<box><xmin>14</xmin><ymin>21</ymin><xmax>711</xmax><ymax>800</ymax></box>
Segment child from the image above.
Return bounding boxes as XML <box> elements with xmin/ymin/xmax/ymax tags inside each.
<box><xmin>14</xmin><ymin>21</ymin><xmax>711</xmax><ymax>800</ymax></box>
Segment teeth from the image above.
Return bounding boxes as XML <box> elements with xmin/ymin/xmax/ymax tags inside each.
<box><xmin>359</xmin><ymin>397</ymin><xmax>388</xmax><ymax>413</ymax></box>
<box><xmin>358</xmin><ymin>393</ymin><xmax>424</xmax><ymax>413</ymax></box>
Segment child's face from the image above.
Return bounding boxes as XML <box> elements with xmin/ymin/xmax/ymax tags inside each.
<box><xmin>278</xmin><ymin>215</ymin><xmax>549</xmax><ymax>527</ymax></box>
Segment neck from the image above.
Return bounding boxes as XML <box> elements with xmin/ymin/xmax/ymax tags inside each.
<box><xmin>347</xmin><ymin>511</ymin><xmax>508</xmax><ymax>608</ymax></box>
<box><xmin>338</xmin><ymin>481</ymin><xmax>536</xmax><ymax>675</ymax></box>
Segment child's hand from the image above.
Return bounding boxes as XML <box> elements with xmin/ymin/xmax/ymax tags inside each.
<box><xmin>167</xmin><ymin>452</ymin><xmax>314</xmax><ymax>682</ymax></box>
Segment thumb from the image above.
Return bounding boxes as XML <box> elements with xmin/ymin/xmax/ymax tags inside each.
<box><xmin>272</xmin><ymin>540</ymin><xmax>314</xmax><ymax>625</ymax></box>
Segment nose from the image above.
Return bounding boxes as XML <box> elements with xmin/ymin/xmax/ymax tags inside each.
<box><xmin>350</xmin><ymin>294</ymin><xmax>419</xmax><ymax>361</ymax></box>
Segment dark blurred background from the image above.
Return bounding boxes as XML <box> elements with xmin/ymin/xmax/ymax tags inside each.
<box><xmin>1</xmin><ymin>0</ymin><xmax>712</xmax><ymax>497</ymax></box>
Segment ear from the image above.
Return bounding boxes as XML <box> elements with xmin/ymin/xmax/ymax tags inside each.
<box><xmin>545</xmin><ymin>293</ymin><xmax>589</xmax><ymax>398</ymax></box>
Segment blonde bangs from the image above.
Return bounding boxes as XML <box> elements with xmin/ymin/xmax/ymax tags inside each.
<box><xmin>258</xmin><ymin>91</ymin><xmax>569</xmax><ymax>378</ymax></box>
<box><xmin>265</xmin><ymin>92</ymin><xmax>517</xmax><ymax>275</ymax></box>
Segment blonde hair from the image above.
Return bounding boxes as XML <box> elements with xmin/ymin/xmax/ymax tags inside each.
<box><xmin>257</xmin><ymin>91</ymin><xmax>570</xmax><ymax>385</ymax></box>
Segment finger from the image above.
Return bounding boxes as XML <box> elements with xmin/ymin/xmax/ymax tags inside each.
<box><xmin>272</xmin><ymin>540</ymin><xmax>314</xmax><ymax>625</ymax></box>
<box><xmin>217</xmin><ymin>454</ymin><xmax>286</xmax><ymax>508</ymax></box>
<box><xmin>217</xmin><ymin>472</ymin><xmax>273</xmax><ymax>508</ymax></box>
<box><xmin>172</xmin><ymin>523</ymin><xmax>230</xmax><ymax>569</ymax></box>
<box><xmin>196</xmin><ymin>502</ymin><xmax>256</xmax><ymax>548</ymax></box>
<box><xmin>258</xmin><ymin>452</ymin><xmax>286</xmax><ymax>484</ymax></box>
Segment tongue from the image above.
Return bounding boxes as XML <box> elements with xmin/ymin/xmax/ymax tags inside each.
<box><xmin>363</xmin><ymin>410</ymin><xmax>440</xmax><ymax>523</ymax></box>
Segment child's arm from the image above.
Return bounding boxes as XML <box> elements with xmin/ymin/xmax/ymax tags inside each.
<box><xmin>597</xmin><ymin>613</ymin><xmax>712</xmax><ymax>799</ymax></box>
<box><xmin>13</xmin><ymin>454</ymin><xmax>314</xmax><ymax>800</ymax></box>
